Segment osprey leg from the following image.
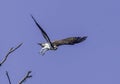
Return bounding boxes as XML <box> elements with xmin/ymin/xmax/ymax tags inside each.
<box><xmin>40</xmin><ymin>48</ymin><xmax>48</xmax><ymax>55</ymax></box>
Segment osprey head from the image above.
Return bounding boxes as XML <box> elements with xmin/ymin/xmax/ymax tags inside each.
<box><xmin>38</xmin><ymin>43</ymin><xmax>44</xmax><ymax>47</ymax></box>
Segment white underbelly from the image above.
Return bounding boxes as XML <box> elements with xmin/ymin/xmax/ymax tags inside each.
<box><xmin>44</xmin><ymin>43</ymin><xmax>51</xmax><ymax>49</ymax></box>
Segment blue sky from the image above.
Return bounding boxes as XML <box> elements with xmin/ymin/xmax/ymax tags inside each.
<box><xmin>0</xmin><ymin>0</ymin><xmax>120</xmax><ymax>84</ymax></box>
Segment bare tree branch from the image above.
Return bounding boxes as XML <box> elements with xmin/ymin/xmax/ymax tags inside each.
<box><xmin>18</xmin><ymin>71</ymin><xmax>32</xmax><ymax>84</ymax></box>
<box><xmin>0</xmin><ymin>43</ymin><xmax>23</xmax><ymax>66</ymax></box>
<box><xmin>6</xmin><ymin>71</ymin><xmax>12</xmax><ymax>84</ymax></box>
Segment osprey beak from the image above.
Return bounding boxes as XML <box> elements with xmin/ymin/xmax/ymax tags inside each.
<box><xmin>38</xmin><ymin>43</ymin><xmax>44</xmax><ymax>47</ymax></box>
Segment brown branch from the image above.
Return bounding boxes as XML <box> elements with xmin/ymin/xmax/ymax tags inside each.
<box><xmin>6</xmin><ymin>71</ymin><xmax>12</xmax><ymax>84</ymax></box>
<box><xmin>0</xmin><ymin>43</ymin><xmax>23</xmax><ymax>66</ymax></box>
<box><xmin>18</xmin><ymin>71</ymin><xmax>32</xmax><ymax>84</ymax></box>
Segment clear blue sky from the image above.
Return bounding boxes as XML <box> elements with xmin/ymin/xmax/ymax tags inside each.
<box><xmin>0</xmin><ymin>0</ymin><xmax>120</xmax><ymax>84</ymax></box>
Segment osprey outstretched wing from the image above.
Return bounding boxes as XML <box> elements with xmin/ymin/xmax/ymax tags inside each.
<box><xmin>52</xmin><ymin>36</ymin><xmax>87</xmax><ymax>47</ymax></box>
<box><xmin>31</xmin><ymin>15</ymin><xmax>87</xmax><ymax>55</ymax></box>
<box><xmin>31</xmin><ymin>15</ymin><xmax>54</xmax><ymax>49</ymax></box>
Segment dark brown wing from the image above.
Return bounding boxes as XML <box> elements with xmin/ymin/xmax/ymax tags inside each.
<box><xmin>31</xmin><ymin>15</ymin><xmax>54</xmax><ymax>48</ymax></box>
<box><xmin>52</xmin><ymin>36</ymin><xmax>87</xmax><ymax>47</ymax></box>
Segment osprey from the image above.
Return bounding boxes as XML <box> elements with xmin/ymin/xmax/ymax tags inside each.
<box><xmin>31</xmin><ymin>15</ymin><xmax>87</xmax><ymax>55</ymax></box>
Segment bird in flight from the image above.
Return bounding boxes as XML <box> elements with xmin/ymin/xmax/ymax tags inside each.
<box><xmin>31</xmin><ymin>15</ymin><xmax>87</xmax><ymax>55</ymax></box>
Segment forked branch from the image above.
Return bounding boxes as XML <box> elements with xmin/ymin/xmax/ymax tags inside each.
<box><xmin>0</xmin><ymin>43</ymin><xmax>23</xmax><ymax>66</ymax></box>
<box><xmin>18</xmin><ymin>71</ymin><xmax>32</xmax><ymax>84</ymax></box>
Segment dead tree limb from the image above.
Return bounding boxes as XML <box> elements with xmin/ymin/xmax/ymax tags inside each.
<box><xmin>18</xmin><ymin>71</ymin><xmax>32</xmax><ymax>84</ymax></box>
<box><xmin>6</xmin><ymin>71</ymin><xmax>12</xmax><ymax>84</ymax></box>
<box><xmin>0</xmin><ymin>43</ymin><xmax>23</xmax><ymax>66</ymax></box>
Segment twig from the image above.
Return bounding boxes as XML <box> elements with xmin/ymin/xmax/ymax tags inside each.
<box><xmin>0</xmin><ymin>43</ymin><xmax>23</xmax><ymax>66</ymax></box>
<box><xmin>18</xmin><ymin>71</ymin><xmax>32</xmax><ymax>84</ymax></box>
<box><xmin>6</xmin><ymin>71</ymin><xmax>12</xmax><ymax>84</ymax></box>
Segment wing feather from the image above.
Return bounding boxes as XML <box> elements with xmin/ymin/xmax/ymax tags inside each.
<box><xmin>31</xmin><ymin>15</ymin><xmax>54</xmax><ymax>48</ymax></box>
<box><xmin>52</xmin><ymin>36</ymin><xmax>87</xmax><ymax>47</ymax></box>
